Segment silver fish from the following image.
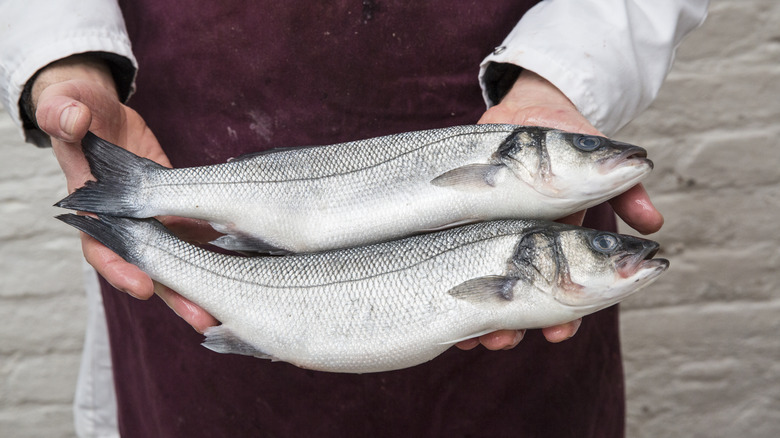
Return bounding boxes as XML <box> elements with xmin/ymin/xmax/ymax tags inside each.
<box><xmin>56</xmin><ymin>125</ymin><xmax>652</xmax><ymax>254</ymax></box>
<box><xmin>57</xmin><ymin>214</ymin><xmax>668</xmax><ymax>374</ymax></box>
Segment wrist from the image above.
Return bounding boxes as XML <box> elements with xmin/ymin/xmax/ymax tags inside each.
<box><xmin>29</xmin><ymin>54</ymin><xmax>118</xmax><ymax>117</ymax></box>
<box><xmin>479</xmin><ymin>69</ymin><xmax>599</xmax><ymax>135</ymax></box>
<box><xmin>502</xmin><ymin>70</ymin><xmax>576</xmax><ymax>111</ymax></box>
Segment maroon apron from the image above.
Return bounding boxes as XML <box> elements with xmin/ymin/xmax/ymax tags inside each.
<box><xmin>109</xmin><ymin>2</ymin><xmax>625</xmax><ymax>436</ymax></box>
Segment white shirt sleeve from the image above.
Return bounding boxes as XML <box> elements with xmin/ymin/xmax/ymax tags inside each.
<box><xmin>480</xmin><ymin>0</ymin><xmax>710</xmax><ymax>136</ymax></box>
<box><xmin>0</xmin><ymin>0</ymin><xmax>137</xmax><ymax>141</ymax></box>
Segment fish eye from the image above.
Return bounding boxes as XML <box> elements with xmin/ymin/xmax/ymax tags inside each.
<box><xmin>574</xmin><ymin>135</ymin><xmax>602</xmax><ymax>151</ymax></box>
<box><xmin>591</xmin><ymin>233</ymin><xmax>619</xmax><ymax>253</ymax></box>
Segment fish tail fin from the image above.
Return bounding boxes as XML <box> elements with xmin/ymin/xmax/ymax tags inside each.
<box><xmin>55</xmin><ymin>214</ymin><xmax>161</xmax><ymax>265</ymax></box>
<box><xmin>54</xmin><ymin>132</ymin><xmax>163</xmax><ymax>216</ymax></box>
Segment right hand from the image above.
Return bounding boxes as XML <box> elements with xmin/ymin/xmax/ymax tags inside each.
<box><xmin>32</xmin><ymin>54</ymin><xmax>219</xmax><ymax>332</ymax></box>
<box><xmin>458</xmin><ymin>70</ymin><xmax>664</xmax><ymax>351</ymax></box>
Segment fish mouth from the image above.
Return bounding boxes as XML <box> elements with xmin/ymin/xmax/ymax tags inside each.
<box><xmin>602</xmin><ymin>145</ymin><xmax>654</xmax><ymax>171</ymax></box>
<box><xmin>616</xmin><ymin>241</ymin><xmax>669</xmax><ymax>278</ymax></box>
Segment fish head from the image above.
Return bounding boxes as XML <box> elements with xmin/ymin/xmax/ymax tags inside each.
<box><xmin>510</xmin><ymin>225</ymin><xmax>669</xmax><ymax>311</ymax></box>
<box><xmin>496</xmin><ymin>127</ymin><xmax>653</xmax><ymax>203</ymax></box>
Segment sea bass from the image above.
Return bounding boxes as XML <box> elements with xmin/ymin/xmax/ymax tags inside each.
<box><xmin>56</xmin><ymin>125</ymin><xmax>653</xmax><ymax>254</ymax></box>
<box><xmin>57</xmin><ymin>214</ymin><xmax>668</xmax><ymax>373</ymax></box>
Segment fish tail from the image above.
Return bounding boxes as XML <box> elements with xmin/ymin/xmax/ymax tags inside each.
<box><xmin>55</xmin><ymin>214</ymin><xmax>160</xmax><ymax>265</ymax></box>
<box><xmin>54</xmin><ymin>132</ymin><xmax>163</xmax><ymax>216</ymax></box>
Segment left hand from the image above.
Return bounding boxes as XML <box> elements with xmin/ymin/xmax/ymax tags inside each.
<box><xmin>456</xmin><ymin>70</ymin><xmax>664</xmax><ymax>351</ymax></box>
<box><xmin>31</xmin><ymin>54</ymin><xmax>220</xmax><ymax>333</ymax></box>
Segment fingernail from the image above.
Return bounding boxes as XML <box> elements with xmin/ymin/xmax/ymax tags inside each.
<box><xmin>115</xmin><ymin>283</ymin><xmax>146</xmax><ymax>300</ymax></box>
<box><xmin>503</xmin><ymin>330</ymin><xmax>525</xmax><ymax>350</ymax></box>
<box><xmin>59</xmin><ymin>103</ymin><xmax>80</xmax><ymax>135</ymax></box>
<box><xmin>121</xmin><ymin>288</ymin><xmax>143</xmax><ymax>300</ymax></box>
<box><xmin>564</xmin><ymin>319</ymin><xmax>583</xmax><ymax>341</ymax></box>
<box><xmin>457</xmin><ymin>338</ymin><xmax>480</xmax><ymax>351</ymax></box>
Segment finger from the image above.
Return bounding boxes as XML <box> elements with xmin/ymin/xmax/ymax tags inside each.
<box><xmin>35</xmin><ymin>80</ymin><xmax>92</xmax><ymax>141</ymax></box>
<box><xmin>454</xmin><ymin>330</ymin><xmax>524</xmax><ymax>351</ymax></box>
<box><xmin>50</xmin><ymin>136</ymin><xmax>98</xmax><ymax>193</ymax></box>
<box><xmin>80</xmin><ymin>233</ymin><xmax>155</xmax><ymax>300</ymax></box>
<box><xmin>36</xmin><ymin>88</ymin><xmax>95</xmax><ymax>190</ymax></box>
<box><xmin>541</xmin><ymin>318</ymin><xmax>582</xmax><ymax>343</ymax></box>
<box><xmin>479</xmin><ymin>329</ymin><xmax>525</xmax><ymax>351</ymax></box>
<box><xmin>609</xmin><ymin>184</ymin><xmax>664</xmax><ymax>235</ymax></box>
<box><xmin>501</xmin><ymin>330</ymin><xmax>526</xmax><ymax>350</ymax></box>
<box><xmin>36</xmin><ymin>82</ymin><xmax>114</xmax><ymax>192</ymax></box>
<box><xmin>154</xmin><ymin>283</ymin><xmax>219</xmax><ymax>333</ymax></box>
<box><xmin>36</xmin><ymin>79</ymin><xmax>116</xmax><ymax>143</ymax></box>
<box><xmin>35</xmin><ymin>95</ymin><xmax>93</xmax><ymax>143</ymax></box>
<box><xmin>455</xmin><ymin>338</ymin><xmax>481</xmax><ymax>351</ymax></box>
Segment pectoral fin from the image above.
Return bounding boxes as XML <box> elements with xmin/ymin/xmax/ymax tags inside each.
<box><xmin>447</xmin><ymin>276</ymin><xmax>517</xmax><ymax>303</ymax></box>
<box><xmin>208</xmin><ymin>222</ymin><xmax>291</xmax><ymax>254</ymax></box>
<box><xmin>418</xmin><ymin>218</ymin><xmax>480</xmax><ymax>233</ymax></box>
<box><xmin>210</xmin><ymin>233</ymin><xmax>291</xmax><ymax>255</ymax></box>
<box><xmin>430</xmin><ymin>164</ymin><xmax>503</xmax><ymax>191</ymax></box>
<box><xmin>438</xmin><ymin>328</ymin><xmax>500</xmax><ymax>345</ymax></box>
<box><xmin>202</xmin><ymin>325</ymin><xmax>277</xmax><ymax>360</ymax></box>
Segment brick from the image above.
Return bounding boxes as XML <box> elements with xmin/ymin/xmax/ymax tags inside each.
<box><xmin>0</xmin><ymin>352</ymin><xmax>81</xmax><ymax>405</ymax></box>
<box><xmin>635</xmin><ymin>128</ymin><xmax>780</xmax><ymax>194</ymax></box>
<box><xmin>619</xmin><ymin>67</ymin><xmax>780</xmax><ymax>138</ymax></box>
<box><xmin>617</xmin><ymin>240</ymin><xmax>780</xmax><ymax>310</ymax></box>
<box><xmin>621</xmin><ymin>300</ymin><xmax>780</xmax><ymax>437</ymax></box>
<box><xmin>616</xmin><ymin>182</ymin><xmax>780</xmax><ymax>310</ymax></box>
<box><xmin>674</xmin><ymin>0</ymin><xmax>780</xmax><ymax>66</ymax></box>
<box><xmin>0</xmin><ymin>405</ymin><xmax>76</xmax><ymax>438</ymax></box>
<box><xmin>636</xmin><ymin>185</ymin><xmax>780</xmax><ymax>248</ymax></box>
<box><xmin>0</xmin><ymin>237</ymin><xmax>83</xmax><ymax>298</ymax></box>
<box><xmin>0</xmin><ymin>294</ymin><xmax>86</xmax><ymax>355</ymax></box>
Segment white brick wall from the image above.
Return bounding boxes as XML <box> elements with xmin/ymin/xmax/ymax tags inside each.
<box><xmin>618</xmin><ymin>1</ymin><xmax>780</xmax><ymax>436</ymax></box>
<box><xmin>0</xmin><ymin>115</ymin><xmax>85</xmax><ymax>437</ymax></box>
<box><xmin>0</xmin><ymin>1</ymin><xmax>777</xmax><ymax>436</ymax></box>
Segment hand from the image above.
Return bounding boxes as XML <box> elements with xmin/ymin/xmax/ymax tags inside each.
<box><xmin>456</xmin><ymin>70</ymin><xmax>665</xmax><ymax>351</ymax></box>
<box><xmin>33</xmin><ymin>54</ymin><xmax>218</xmax><ymax>332</ymax></box>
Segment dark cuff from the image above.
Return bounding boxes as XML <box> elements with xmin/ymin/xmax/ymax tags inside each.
<box><xmin>482</xmin><ymin>62</ymin><xmax>523</xmax><ymax>106</ymax></box>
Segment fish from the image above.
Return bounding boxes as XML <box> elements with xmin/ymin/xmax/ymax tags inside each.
<box><xmin>55</xmin><ymin>125</ymin><xmax>653</xmax><ymax>254</ymax></box>
<box><xmin>57</xmin><ymin>213</ymin><xmax>669</xmax><ymax>373</ymax></box>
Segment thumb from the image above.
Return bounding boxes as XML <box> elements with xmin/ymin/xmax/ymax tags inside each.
<box><xmin>34</xmin><ymin>82</ymin><xmax>95</xmax><ymax>143</ymax></box>
<box><xmin>34</xmin><ymin>79</ymin><xmax>126</xmax><ymax>192</ymax></box>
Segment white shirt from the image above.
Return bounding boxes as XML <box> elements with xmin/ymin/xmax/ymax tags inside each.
<box><xmin>0</xmin><ymin>1</ymin><xmax>709</xmax><ymax>436</ymax></box>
